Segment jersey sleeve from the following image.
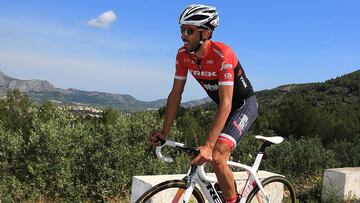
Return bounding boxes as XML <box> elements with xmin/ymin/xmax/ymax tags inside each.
<box><xmin>175</xmin><ymin>51</ymin><xmax>188</xmax><ymax>80</ymax></box>
<box><xmin>218</xmin><ymin>48</ymin><xmax>237</xmax><ymax>86</ymax></box>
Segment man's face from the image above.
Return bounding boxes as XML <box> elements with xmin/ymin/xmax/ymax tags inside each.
<box><xmin>180</xmin><ymin>25</ymin><xmax>201</xmax><ymax>53</ymax></box>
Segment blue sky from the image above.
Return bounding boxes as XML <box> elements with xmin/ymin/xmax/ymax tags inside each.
<box><xmin>0</xmin><ymin>1</ymin><xmax>359</xmax><ymax>101</ymax></box>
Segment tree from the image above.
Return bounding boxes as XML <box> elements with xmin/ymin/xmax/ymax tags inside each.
<box><xmin>101</xmin><ymin>107</ymin><xmax>119</xmax><ymax>125</ymax></box>
<box><xmin>0</xmin><ymin>90</ymin><xmax>34</xmax><ymax>135</ymax></box>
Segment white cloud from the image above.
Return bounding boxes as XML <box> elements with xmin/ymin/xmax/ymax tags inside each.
<box><xmin>87</xmin><ymin>10</ymin><xmax>117</xmax><ymax>28</ymax></box>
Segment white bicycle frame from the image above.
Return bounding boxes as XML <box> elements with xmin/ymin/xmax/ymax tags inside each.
<box><xmin>155</xmin><ymin>136</ymin><xmax>284</xmax><ymax>203</ymax></box>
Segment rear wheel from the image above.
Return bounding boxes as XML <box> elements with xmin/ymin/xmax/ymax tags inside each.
<box><xmin>135</xmin><ymin>180</ymin><xmax>205</xmax><ymax>203</ymax></box>
<box><xmin>246</xmin><ymin>176</ymin><xmax>296</xmax><ymax>203</ymax></box>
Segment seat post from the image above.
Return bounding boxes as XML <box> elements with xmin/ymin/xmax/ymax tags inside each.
<box><xmin>251</xmin><ymin>142</ymin><xmax>272</xmax><ymax>170</ymax></box>
<box><xmin>258</xmin><ymin>141</ymin><xmax>272</xmax><ymax>153</ymax></box>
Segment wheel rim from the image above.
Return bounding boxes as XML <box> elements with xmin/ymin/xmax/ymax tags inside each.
<box><xmin>137</xmin><ymin>180</ymin><xmax>204</xmax><ymax>203</ymax></box>
<box><xmin>247</xmin><ymin>177</ymin><xmax>296</xmax><ymax>203</ymax></box>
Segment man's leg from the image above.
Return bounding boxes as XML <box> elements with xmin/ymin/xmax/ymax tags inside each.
<box><xmin>211</xmin><ymin>142</ymin><xmax>237</xmax><ymax>202</ymax></box>
<box><xmin>212</xmin><ymin>95</ymin><xmax>258</xmax><ymax>202</ymax></box>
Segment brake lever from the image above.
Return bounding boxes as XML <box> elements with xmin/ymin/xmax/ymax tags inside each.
<box><xmin>186</xmin><ymin>147</ymin><xmax>200</xmax><ymax>159</ymax></box>
<box><xmin>147</xmin><ymin>136</ymin><xmax>166</xmax><ymax>154</ymax></box>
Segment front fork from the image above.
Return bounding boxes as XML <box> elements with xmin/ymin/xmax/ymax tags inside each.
<box><xmin>181</xmin><ymin>180</ymin><xmax>196</xmax><ymax>203</ymax></box>
<box><xmin>179</xmin><ymin>165</ymin><xmax>198</xmax><ymax>203</ymax></box>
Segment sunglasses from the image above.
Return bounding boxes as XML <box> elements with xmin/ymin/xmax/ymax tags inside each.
<box><xmin>180</xmin><ymin>27</ymin><xmax>197</xmax><ymax>36</ymax></box>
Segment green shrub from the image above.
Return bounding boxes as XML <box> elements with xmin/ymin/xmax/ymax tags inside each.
<box><xmin>260</xmin><ymin>136</ymin><xmax>337</xmax><ymax>201</ymax></box>
<box><xmin>1</xmin><ymin>91</ymin><xmax>359</xmax><ymax>202</ymax></box>
<box><xmin>329</xmin><ymin>136</ymin><xmax>360</xmax><ymax>167</ymax></box>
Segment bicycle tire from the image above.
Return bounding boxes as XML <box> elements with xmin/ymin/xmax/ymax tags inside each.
<box><xmin>135</xmin><ymin>179</ymin><xmax>205</xmax><ymax>203</ymax></box>
<box><xmin>246</xmin><ymin>176</ymin><xmax>296</xmax><ymax>203</ymax></box>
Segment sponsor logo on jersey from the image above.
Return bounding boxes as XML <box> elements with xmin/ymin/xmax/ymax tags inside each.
<box><xmin>202</xmin><ymin>83</ymin><xmax>219</xmax><ymax>91</ymax></box>
<box><xmin>221</xmin><ymin>62</ymin><xmax>233</xmax><ymax>70</ymax></box>
<box><xmin>189</xmin><ymin>69</ymin><xmax>217</xmax><ymax>77</ymax></box>
<box><xmin>240</xmin><ymin>76</ymin><xmax>248</xmax><ymax>88</ymax></box>
<box><xmin>224</xmin><ymin>73</ymin><xmax>232</xmax><ymax>79</ymax></box>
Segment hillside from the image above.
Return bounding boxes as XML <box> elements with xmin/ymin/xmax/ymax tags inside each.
<box><xmin>0</xmin><ymin>71</ymin><xmax>209</xmax><ymax>111</ymax></box>
<box><xmin>1</xmin><ymin>70</ymin><xmax>359</xmax><ymax>111</ymax></box>
<box><xmin>256</xmin><ymin>70</ymin><xmax>360</xmax><ymax>107</ymax></box>
<box><xmin>192</xmin><ymin>70</ymin><xmax>360</xmax><ymax>113</ymax></box>
<box><xmin>0</xmin><ymin>71</ymin><xmax>55</xmax><ymax>95</ymax></box>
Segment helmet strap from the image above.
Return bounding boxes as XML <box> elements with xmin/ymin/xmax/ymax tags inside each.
<box><xmin>193</xmin><ymin>31</ymin><xmax>205</xmax><ymax>53</ymax></box>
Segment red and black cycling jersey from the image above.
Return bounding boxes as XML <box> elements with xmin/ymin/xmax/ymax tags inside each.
<box><xmin>175</xmin><ymin>40</ymin><xmax>254</xmax><ymax>110</ymax></box>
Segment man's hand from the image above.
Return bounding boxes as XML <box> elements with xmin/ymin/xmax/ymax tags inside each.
<box><xmin>191</xmin><ymin>145</ymin><xmax>213</xmax><ymax>165</ymax></box>
<box><xmin>148</xmin><ymin>131</ymin><xmax>166</xmax><ymax>146</ymax></box>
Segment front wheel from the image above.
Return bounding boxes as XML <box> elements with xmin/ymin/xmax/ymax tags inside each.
<box><xmin>246</xmin><ymin>176</ymin><xmax>296</xmax><ymax>203</ymax></box>
<box><xmin>135</xmin><ymin>180</ymin><xmax>205</xmax><ymax>203</ymax></box>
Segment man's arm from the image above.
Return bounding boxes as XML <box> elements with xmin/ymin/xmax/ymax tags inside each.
<box><xmin>161</xmin><ymin>79</ymin><xmax>186</xmax><ymax>135</ymax></box>
<box><xmin>148</xmin><ymin>79</ymin><xmax>186</xmax><ymax>145</ymax></box>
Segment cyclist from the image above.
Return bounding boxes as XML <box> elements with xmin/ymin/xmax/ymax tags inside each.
<box><xmin>148</xmin><ymin>4</ymin><xmax>258</xmax><ymax>203</ymax></box>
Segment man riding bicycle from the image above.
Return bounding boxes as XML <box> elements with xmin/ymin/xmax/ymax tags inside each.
<box><xmin>148</xmin><ymin>4</ymin><xmax>258</xmax><ymax>203</ymax></box>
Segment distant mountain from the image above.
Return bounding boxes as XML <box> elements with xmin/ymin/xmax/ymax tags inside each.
<box><xmin>1</xmin><ymin>70</ymin><xmax>359</xmax><ymax>111</ymax></box>
<box><xmin>0</xmin><ymin>71</ymin><xmax>55</xmax><ymax>95</ymax></box>
<box><xmin>182</xmin><ymin>97</ymin><xmax>212</xmax><ymax>107</ymax></box>
<box><xmin>0</xmin><ymin>71</ymin><xmax>209</xmax><ymax>111</ymax></box>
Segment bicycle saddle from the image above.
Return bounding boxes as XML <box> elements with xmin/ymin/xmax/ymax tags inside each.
<box><xmin>255</xmin><ymin>135</ymin><xmax>284</xmax><ymax>144</ymax></box>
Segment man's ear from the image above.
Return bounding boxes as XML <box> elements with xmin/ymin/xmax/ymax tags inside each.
<box><xmin>202</xmin><ymin>30</ymin><xmax>212</xmax><ymax>40</ymax></box>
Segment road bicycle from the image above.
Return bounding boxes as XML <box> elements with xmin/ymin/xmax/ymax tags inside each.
<box><xmin>135</xmin><ymin>135</ymin><xmax>296</xmax><ymax>203</ymax></box>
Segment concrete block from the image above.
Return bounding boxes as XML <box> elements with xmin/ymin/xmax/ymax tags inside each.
<box><xmin>131</xmin><ymin>174</ymin><xmax>186</xmax><ymax>203</ymax></box>
<box><xmin>322</xmin><ymin>167</ymin><xmax>360</xmax><ymax>202</ymax></box>
<box><xmin>131</xmin><ymin>171</ymin><xmax>280</xmax><ymax>203</ymax></box>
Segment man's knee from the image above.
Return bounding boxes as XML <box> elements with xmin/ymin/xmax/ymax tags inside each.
<box><xmin>211</xmin><ymin>142</ymin><xmax>232</xmax><ymax>166</ymax></box>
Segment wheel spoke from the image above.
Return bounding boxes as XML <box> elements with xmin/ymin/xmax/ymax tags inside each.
<box><xmin>247</xmin><ymin>176</ymin><xmax>296</xmax><ymax>203</ymax></box>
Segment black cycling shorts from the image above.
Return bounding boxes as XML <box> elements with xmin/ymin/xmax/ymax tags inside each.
<box><xmin>217</xmin><ymin>95</ymin><xmax>258</xmax><ymax>151</ymax></box>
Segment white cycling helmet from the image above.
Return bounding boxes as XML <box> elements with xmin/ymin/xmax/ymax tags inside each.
<box><xmin>179</xmin><ymin>4</ymin><xmax>219</xmax><ymax>31</ymax></box>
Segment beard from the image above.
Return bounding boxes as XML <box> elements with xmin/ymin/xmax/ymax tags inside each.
<box><xmin>183</xmin><ymin>40</ymin><xmax>200</xmax><ymax>53</ymax></box>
